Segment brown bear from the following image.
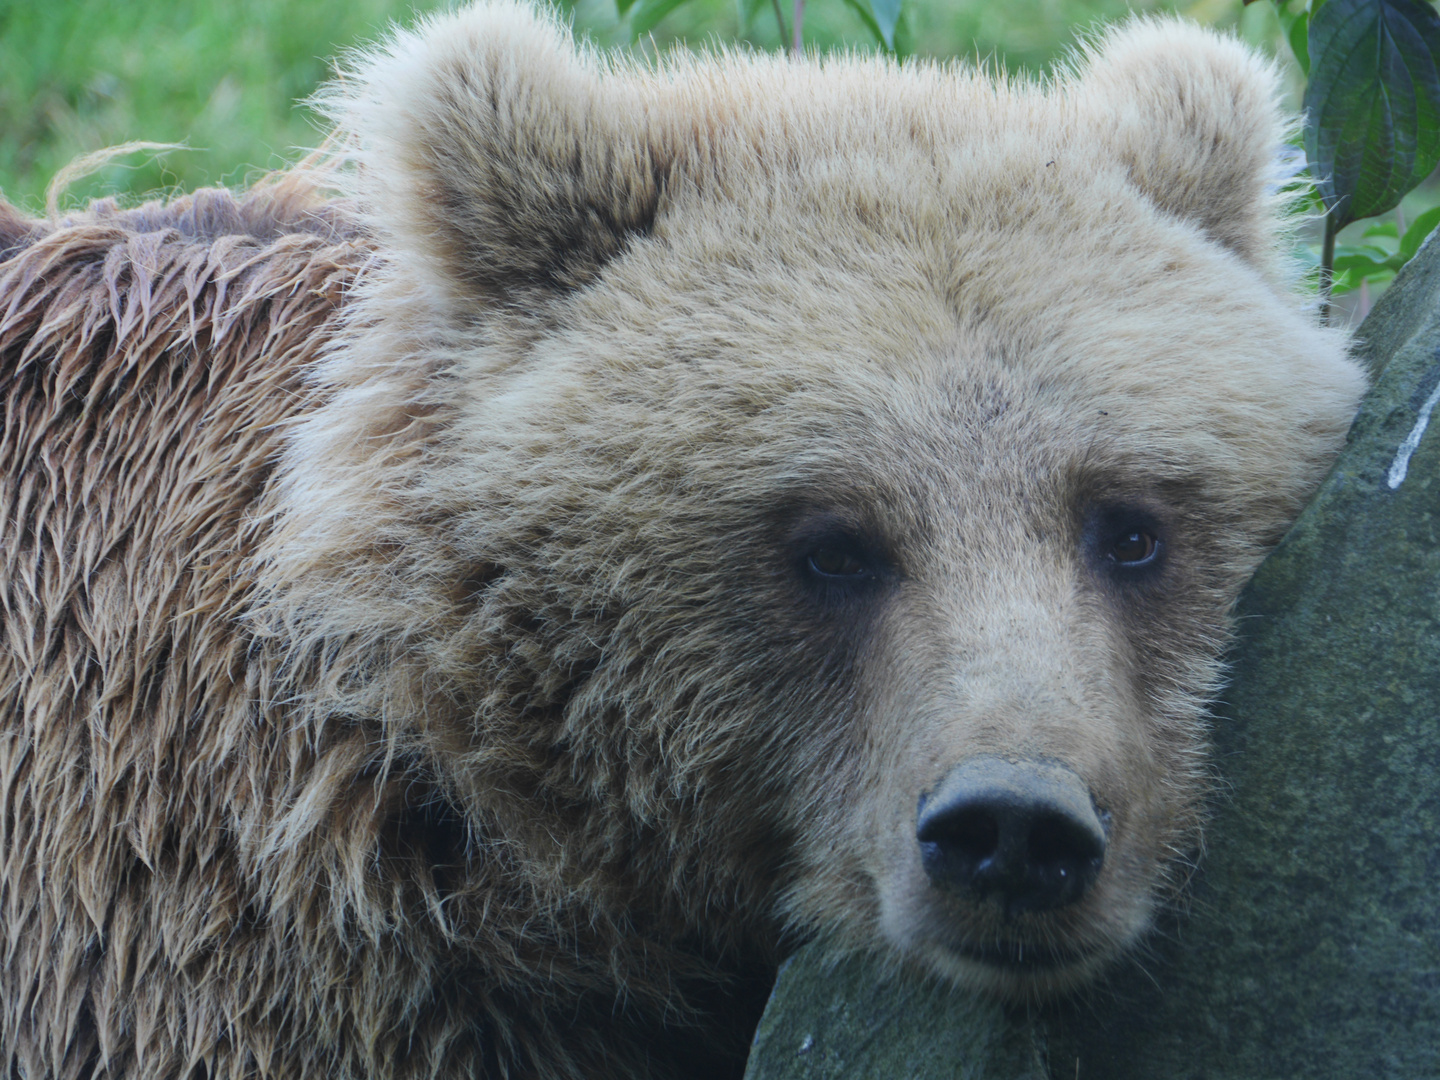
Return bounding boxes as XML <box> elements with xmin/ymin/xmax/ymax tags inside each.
<box><xmin>0</xmin><ymin>5</ymin><xmax>1366</xmax><ymax>1079</ymax></box>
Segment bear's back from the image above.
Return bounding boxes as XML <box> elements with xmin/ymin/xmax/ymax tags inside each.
<box><xmin>0</xmin><ymin>180</ymin><xmax>367</xmax><ymax>1079</ymax></box>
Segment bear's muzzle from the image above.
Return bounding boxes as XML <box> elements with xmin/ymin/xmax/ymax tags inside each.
<box><xmin>917</xmin><ymin>757</ymin><xmax>1107</xmax><ymax>915</ymax></box>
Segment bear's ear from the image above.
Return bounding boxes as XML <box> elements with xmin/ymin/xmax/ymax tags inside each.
<box><xmin>1075</xmin><ymin>20</ymin><xmax>1291</xmax><ymax>270</ymax></box>
<box><xmin>321</xmin><ymin>2</ymin><xmax>668</xmax><ymax>309</ymax></box>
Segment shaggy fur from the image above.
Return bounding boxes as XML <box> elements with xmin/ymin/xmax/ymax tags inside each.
<box><xmin>2</xmin><ymin>6</ymin><xmax>1366</xmax><ymax>1079</ymax></box>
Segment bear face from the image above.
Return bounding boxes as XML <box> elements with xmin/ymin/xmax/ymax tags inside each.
<box><xmin>259</xmin><ymin>2</ymin><xmax>1364</xmax><ymax>1005</ymax></box>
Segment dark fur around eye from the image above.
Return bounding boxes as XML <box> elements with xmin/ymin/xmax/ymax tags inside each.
<box><xmin>1084</xmin><ymin>504</ymin><xmax>1166</xmax><ymax>581</ymax></box>
<box><xmin>788</xmin><ymin>516</ymin><xmax>892</xmax><ymax>598</ymax></box>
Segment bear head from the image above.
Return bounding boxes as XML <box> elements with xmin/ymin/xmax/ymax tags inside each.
<box><xmin>261</xmin><ymin>3</ymin><xmax>1366</xmax><ymax>1000</ymax></box>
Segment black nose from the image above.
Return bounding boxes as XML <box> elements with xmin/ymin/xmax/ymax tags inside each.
<box><xmin>916</xmin><ymin>757</ymin><xmax>1106</xmax><ymax>915</ymax></box>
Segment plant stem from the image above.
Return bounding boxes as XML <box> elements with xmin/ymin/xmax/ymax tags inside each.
<box><xmin>1319</xmin><ymin>210</ymin><xmax>1338</xmax><ymax>326</ymax></box>
<box><xmin>792</xmin><ymin>0</ymin><xmax>804</xmax><ymax>53</ymax></box>
<box><xmin>770</xmin><ymin>0</ymin><xmax>788</xmax><ymax>47</ymax></box>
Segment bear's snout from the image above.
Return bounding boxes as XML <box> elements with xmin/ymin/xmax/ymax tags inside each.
<box><xmin>917</xmin><ymin>757</ymin><xmax>1106</xmax><ymax>915</ymax></box>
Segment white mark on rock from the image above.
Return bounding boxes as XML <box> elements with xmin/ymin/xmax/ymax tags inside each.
<box><xmin>1387</xmin><ymin>372</ymin><xmax>1440</xmax><ymax>489</ymax></box>
<box><xmin>798</xmin><ymin>1034</ymin><xmax>814</xmax><ymax>1054</ymax></box>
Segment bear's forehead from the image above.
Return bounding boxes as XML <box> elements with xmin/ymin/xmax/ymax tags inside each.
<box><xmin>522</xmin><ymin>306</ymin><xmax>1226</xmax><ymax>525</ymax></box>
<box><xmin>553</xmin><ymin>188</ymin><xmax>1288</xmax><ymax>487</ymax></box>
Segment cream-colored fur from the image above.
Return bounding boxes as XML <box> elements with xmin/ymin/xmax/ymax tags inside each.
<box><xmin>1</xmin><ymin>5</ymin><xmax>1365</xmax><ymax>1078</ymax></box>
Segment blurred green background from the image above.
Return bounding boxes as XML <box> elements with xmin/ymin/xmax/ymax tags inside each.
<box><xmin>0</xmin><ymin>0</ymin><xmax>1293</xmax><ymax>210</ymax></box>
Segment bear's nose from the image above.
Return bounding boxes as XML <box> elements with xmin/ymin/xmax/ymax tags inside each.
<box><xmin>916</xmin><ymin>756</ymin><xmax>1106</xmax><ymax>915</ymax></box>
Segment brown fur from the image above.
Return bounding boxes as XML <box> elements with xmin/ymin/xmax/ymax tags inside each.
<box><xmin>2</xmin><ymin>6</ymin><xmax>1366</xmax><ymax>1079</ymax></box>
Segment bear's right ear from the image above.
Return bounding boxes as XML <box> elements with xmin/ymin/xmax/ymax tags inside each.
<box><xmin>1075</xmin><ymin>19</ymin><xmax>1291</xmax><ymax>272</ymax></box>
<box><xmin>322</xmin><ymin>2</ymin><xmax>669</xmax><ymax>309</ymax></box>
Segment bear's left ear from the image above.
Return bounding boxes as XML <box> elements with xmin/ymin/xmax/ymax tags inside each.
<box><xmin>1075</xmin><ymin>20</ymin><xmax>1290</xmax><ymax>270</ymax></box>
<box><xmin>321</xmin><ymin>1</ymin><xmax>669</xmax><ymax>310</ymax></box>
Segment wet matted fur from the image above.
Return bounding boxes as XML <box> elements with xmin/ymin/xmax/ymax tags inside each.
<box><xmin>1</xmin><ymin>5</ymin><xmax>1366</xmax><ymax>1079</ymax></box>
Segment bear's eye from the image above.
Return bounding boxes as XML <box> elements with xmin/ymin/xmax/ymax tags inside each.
<box><xmin>807</xmin><ymin>545</ymin><xmax>869</xmax><ymax>578</ymax></box>
<box><xmin>1107</xmin><ymin>530</ymin><xmax>1158</xmax><ymax>567</ymax></box>
<box><xmin>1083</xmin><ymin>503</ymin><xmax>1167</xmax><ymax>582</ymax></box>
<box><xmin>789</xmin><ymin>516</ymin><xmax>891</xmax><ymax>598</ymax></box>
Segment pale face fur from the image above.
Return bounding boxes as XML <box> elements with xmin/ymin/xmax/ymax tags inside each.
<box><xmin>256</xmin><ymin>2</ymin><xmax>1370</xmax><ymax>1008</ymax></box>
<box><xmin>0</xmin><ymin>5</ymin><xmax>1370</xmax><ymax>1076</ymax></box>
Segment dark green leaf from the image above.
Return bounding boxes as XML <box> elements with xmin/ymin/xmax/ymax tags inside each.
<box><xmin>1304</xmin><ymin>0</ymin><xmax>1440</xmax><ymax>228</ymax></box>
<box><xmin>1400</xmin><ymin>202</ymin><xmax>1440</xmax><ymax>257</ymax></box>
<box><xmin>616</xmin><ymin>0</ymin><xmax>640</xmax><ymax>17</ymax></box>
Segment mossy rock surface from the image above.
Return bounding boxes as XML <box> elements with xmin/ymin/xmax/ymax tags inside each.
<box><xmin>745</xmin><ymin>948</ymin><xmax>1047</xmax><ymax>1080</ymax></box>
<box><xmin>746</xmin><ymin>235</ymin><xmax>1440</xmax><ymax>1079</ymax></box>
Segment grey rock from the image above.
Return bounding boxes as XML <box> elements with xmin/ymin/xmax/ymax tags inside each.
<box><xmin>744</xmin><ymin>947</ymin><xmax>1046</xmax><ymax>1080</ymax></box>
<box><xmin>744</xmin><ymin>232</ymin><xmax>1440</xmax><ymax>1079</ymax></box>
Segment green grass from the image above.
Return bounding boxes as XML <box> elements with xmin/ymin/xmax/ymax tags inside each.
<box><xmin>0</xmin><ymin>0</ymin><xmax>456</xmax><ymax>209</ymax></box>
<box><xmin>1</xmin><ymin>0</ymin><xmax>1241</xmax><ymax>210</ymax></box>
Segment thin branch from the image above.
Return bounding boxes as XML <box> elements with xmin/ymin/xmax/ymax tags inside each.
<box><xmin>770</xmin><ymin>0</ymin><xmax>788</xmax><ymax>47</ymax></box>
<box><xmin>1319</xmin><ymin>211</ymin><xmax>1339</xmax><ymax>326</ymax></box>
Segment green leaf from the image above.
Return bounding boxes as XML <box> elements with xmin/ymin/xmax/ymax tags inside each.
<box><xmin>1400</xmin><ymin>202</ymin><xmax>1440</xmax><ymax>257</ymax></box>
<box><xmin>869</xmin><ymin>0</ymin><xmax>903</xmax><ymax>48</ymax></box>
<box><xmin>735</xmin><ymin>0</ymin><xmax>769</xmax><ymax>34</ymax></box>
<box><xmin>629</xmin><ymin>0</ymin><xmax>692</xmax><ymax>35</ymax></box>
<box><xmin>1363</xmin><ymin>220</ymin><xmax>1400</xmax><ymax>238</ymax></box>
<box><xmin>1282</xmin><ymin>8</ymin><xmax>1311</xmax><ymax>74</ymax></box>
<box><xmin>616</xmin><ymin>0</ymin><xmax>640</xmax><ymax>17</ymax></box>
<box><xmin>1333</xmin><ymin>264</ymin><xmax>1397</xmax><ymax>293</ymax></box>
<box><xmin>836</xmin><ymin>0</ymin><xmax>903</xmax><ymax>49</ymax></box>
<box><xmin>1336</xmin><ymin>241</ymin><xmax>1393</xmax><ymax>256</ymax></box>
<box><xmin>840</xmin><ymin>0</ymin><xmax>887</xmax><ymax>47</ymax></box>
<box><xmin>1333</xmin><ymin>250</ymin><xmax>1391</xmax><ymax>273</ymax></box>
<box><xmin>1287</xmin><ymin>180</ymin><xmax>1327</xmax><ymax>216</ymax></box>
<box><xmin>1330</xmin><ymin>266</ymin><xmax>1356</xmax><ymax>293</ymax></box>
<box><xmin>1304</xmin><ymin>0</ymin><xmax>1440</xmax><ymax>229</ymax></box>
